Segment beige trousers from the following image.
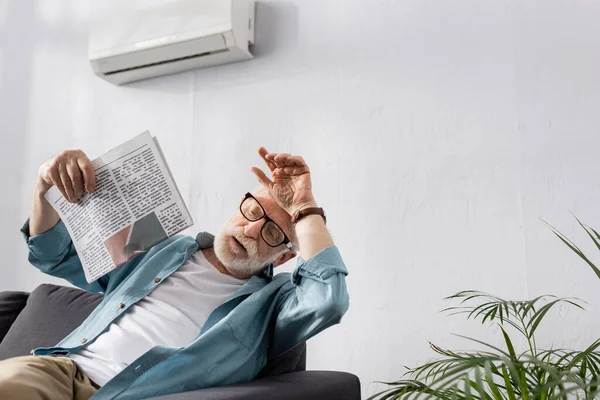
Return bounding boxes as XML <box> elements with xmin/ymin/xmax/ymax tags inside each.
<box><xmin>0</xmin><ymin>355</ymin><xmax>98</xmax><ymax>400</ymax></box>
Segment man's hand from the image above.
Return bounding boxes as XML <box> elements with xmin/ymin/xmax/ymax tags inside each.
<box><xmin>37</xmin><ymin>150</ymin><xmax>96</xmax><ymax>203</ymax></box>
<box><xmin>251</xmin><ymin>147</ymin><xmax>333</xmax><ymax>260</ymax></box>
<box><xmin>251</xmin><ymin>147</ymin><xmax>317</xmax><ymax>216</ymax></box>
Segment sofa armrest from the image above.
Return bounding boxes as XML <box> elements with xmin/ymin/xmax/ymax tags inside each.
<box><xmin>0</xmin><ymin>291</ymin><xmax>29</xmax><ymax>344</ymax></box>
<box><xmin>147</xmin><ymin>371</ymin><xmax>361</xmax><ymax>400</ymax></box>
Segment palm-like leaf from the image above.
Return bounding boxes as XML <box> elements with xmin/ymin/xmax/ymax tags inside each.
<box><xmin>543</xmin><ymin>218</ymin><xmax>600</xmax><ymax>280</ymax></box>
<box><xmin>442</xmin><ymin>291</ymin><xmax>583</xmax><ymax>355</ymax></box>
<box><xmin>370</xmin><ymin>217</ymin><xmax>600</xmax><ymax>400</ymax></box>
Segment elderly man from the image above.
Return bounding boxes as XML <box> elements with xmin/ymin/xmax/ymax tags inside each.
<box><xmin>4</xmin><ymin>147</ymin><xmax>349</xmax><ymax>400</ymax></box>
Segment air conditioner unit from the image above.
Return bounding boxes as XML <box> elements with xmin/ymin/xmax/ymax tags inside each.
<box><xmin>88</xmin><ymin>0</ymin><xmax>255</xmax><ymax>85</ymax></box>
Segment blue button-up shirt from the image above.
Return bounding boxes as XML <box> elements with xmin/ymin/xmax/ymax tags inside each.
<box><xmin>22</xmin><ymin>220</ymin><xmax>349</xmax><ymax>400</ymax></box>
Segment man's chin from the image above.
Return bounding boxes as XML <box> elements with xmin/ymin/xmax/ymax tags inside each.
<box><xmin>216</xmin><ymin>253</ymin><xmax>266</xmax><ymax>278</ymax></box>
<box><xmin>214</xmin><ymin>238</ymin><xmax>251</xmax><ymax>274</ymax></box>
<box><xmin>214</xmin><ymin>237</ymin><xmax>240</xmax><ymax>265</ymax></box>
<box><xmin>214</xmin><ymin>232</ymin><xmax>275</xmax><ymax>277</ymax></box>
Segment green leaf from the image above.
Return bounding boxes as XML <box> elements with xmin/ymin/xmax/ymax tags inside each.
<box><xmin>567</xmin><ymin>338</ymin><xmax>600</xmax><ymax>370</ymax></box>
<box><xmin>527</xmin><ymin>298</ymin><xmax>584</xmax><ymax>337</ymax></box>
<box><xmin>543</xmin><ymin>219</ymin><xmax>600</xmax><ymax>281</ymax></box>
<box><xmin>483</xmin><ymin>306</ymin><xmax>499</xmax><ymax>324</ymax></box>
<box><xmin>501</xmin><ymin>365</ymin><xmax>517</xmax><ymax>400</ymax></box>
<box><xmin>519</xmin><ymin>370</ymin><xmax>530</xmax><ymax>400</ymax></box>
<box><xmin>499</xmin><ymin>326</ymin><xmax>517</xmax><ymax>360</ymax></box>
<box><xmin>464</xmin><ymin>376</ymin><xmax>473</xmax><ymax>400</ymax></box>
<box><xmin>474</xmin><ymin>368</ymin><xmax>493</xmax><ymax>400</ymax></box>
<box><xmin>452</xmin><ymin>334</ymin><xmax>511</xmax><ymax>358</ymax></box>
<box><xmin>484</xmin><ymin>362</ymin><xmax>504</xmax><ymax>400</ymax></box>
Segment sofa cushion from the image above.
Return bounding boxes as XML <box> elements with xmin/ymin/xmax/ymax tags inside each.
<box><xmin>0</xmin><ymin>284</ymin><xmax>103</xmax><ymax>360</ymax></box>
<box><xmin>0</xmin><ymin>291</ymin><xmax>29</xmax><ymax>344</ymax></box>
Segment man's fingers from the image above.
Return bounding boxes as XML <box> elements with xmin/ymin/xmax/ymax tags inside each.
<box><xmin>48</xmin><ymin>167</ymin><xmax>68</xmax><ymax>201</ymax></box>
<box><xmin>250</xmin><ymin>167</ymin><xmax>273</xmax><ymax>189</ymax></box>
<box><xmin>268</xmin><ymin>153</ymin><xmax>307</xmax><ymax>168</ymax></box>
<box><xmin>273</xmin><ymin>156</ymin><xmax>309</xmax><ymax>177</ymax></box>
<box><xmin>262</xmin><ymin>150</ymin><xmax>308</xmax><ymax>170</ymax></box>
<box><xmin>58</xmin><ymin>163</ymin><xmax>75</xmax><ymax>202</ymax></box>
<box><xmin>271</xmin><ymin>153</ymin><xmax>292</xmax><ymax>165</ymax></box>
<box><xmin>76</xmin><ymin>156</ymin><xmax>96</xmax><ymax>193</ymax></box>
<box><xmin>272</xmin><ymin>153</ymin><xmax>291</xmax><ymax>161</ymax></box>
<box><xmin>67</xmin><ymin>161</ymin><xmax>84</xmax><ymax>200</ymax></box>
<box><xmin>280</xmin><ymin>166</ymin><xmax>309</xmax><ymax>175</ymax></box>
<box><xmin>267</xmin><ymin>153</ymin><xmax>291</xmax><ymax>169</ymax></box>
<box><xmin>283</xmin><ymin>155</ymin><xmax>308</xmax><ymax>168</ymax></box>
<box><xmin>258</xmin><ymin>147</ymin><xmax>276</xmax><ymax>173</ymax></box>
<box><xmin>258</xmin><ymin>147</ymin><xmax>269</xmax><ymax>158</ymax></box>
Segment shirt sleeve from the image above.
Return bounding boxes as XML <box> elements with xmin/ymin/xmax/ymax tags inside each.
<box><xmin>270</xmin><ymin>245</ymin><xmax>350</xmax><ymax>358</ymax></box>
<box><xmin>21</xmin><ymin>219</ymin><xmax>110</xmax><ymax>293</ymax></box>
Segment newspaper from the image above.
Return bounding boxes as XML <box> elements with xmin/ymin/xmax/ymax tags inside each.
<box><xmin>44</xmin><ymin>131</ymin><xmax>194</xmax><ymax>283</ymax></box>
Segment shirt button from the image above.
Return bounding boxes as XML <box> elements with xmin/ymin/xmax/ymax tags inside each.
<box><xmin>154</xmin><ymin>277</ymin><xmax>161</xmax><ymax>283</ymax></box>
<box><xmin>81</xmin><ymin>338</ymin><xmax>87</xmax><ymax>344</ymax></box>
<box><xmin>117</xmin><ymin>303</ymin><xmax>125</xmax><ymax>309</ymax></box>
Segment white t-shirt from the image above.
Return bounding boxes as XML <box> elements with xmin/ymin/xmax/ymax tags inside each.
<box><xmin>68</xmin><ymin>250</ymin><xmax>247</xmax><ymax>386</ymax></box>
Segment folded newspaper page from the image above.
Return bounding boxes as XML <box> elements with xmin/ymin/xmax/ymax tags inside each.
<box><xmin>44</xmin><ymin>131</ymin><xmax>194</xmax><ymax>283</ymax></box>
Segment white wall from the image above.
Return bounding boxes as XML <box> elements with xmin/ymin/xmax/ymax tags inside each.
<box><xmin>2</xmin><ymin>0</ymin><xmax>600</xmax><ymax>397</ymax></box>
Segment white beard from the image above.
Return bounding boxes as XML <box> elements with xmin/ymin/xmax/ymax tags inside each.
<box><xmin>213</xmin><ymin>227</ymin><xmax>282</xmax><ymax>277</ymax></box>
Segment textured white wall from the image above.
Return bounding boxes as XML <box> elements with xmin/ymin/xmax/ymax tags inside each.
<box><xmin>2</xmin><ymin>0</ymin><xmax>600</xmax><ymax>398</ymax></box>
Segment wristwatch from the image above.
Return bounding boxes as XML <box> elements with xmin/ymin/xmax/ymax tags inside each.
<box><xmin>291</xmin><ymin>207</ymin><xmax>326</xmax><ymax>225</ymax></box>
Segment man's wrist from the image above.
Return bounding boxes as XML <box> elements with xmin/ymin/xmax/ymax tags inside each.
<box><xmin>34</xmin><ymin>177</ymin><xmax>51</xmax><ymax>197</ymax></box>
<box><xmin>294</xmin><ymin>213</ymin><xmax>327</xmax><ymax>232</ymax></box>
<box><xmin>289</xmin><ymin>201</ymin><xmax>319</xmax><ymax>217</ymax></box>
<box><xmin>293</xmin><ymin>212</ymin><xmax>333</xmax><ymax>261</ymax></box>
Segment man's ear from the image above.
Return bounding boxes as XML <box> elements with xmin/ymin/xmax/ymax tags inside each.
<box><xmin>273</xmin><ymin>250</ymin><xmax>297</xmax><ymax>268</ymax></box>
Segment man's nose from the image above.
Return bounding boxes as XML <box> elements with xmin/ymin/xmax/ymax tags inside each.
<box><xmin>243</xmin><ymin>219</ymin><xmax>265</xmax><ymax>240</ymax></box>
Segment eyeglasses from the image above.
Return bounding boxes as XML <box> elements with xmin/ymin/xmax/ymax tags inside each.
<box><xmin>239</xmin><ymin>193</ymin><xmax>292</xmax><ymax>248</ymax></box>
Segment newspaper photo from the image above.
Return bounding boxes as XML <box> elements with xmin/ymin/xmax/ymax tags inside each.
<box><xmin>44</xmin><ymin>131</ymin><xmax>194</xmax><ymax>283</ymax></box>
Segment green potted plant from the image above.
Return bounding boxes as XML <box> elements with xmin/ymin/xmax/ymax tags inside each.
<box><xmin>370</xmin><ymin>218</ymin><xmax>600</xmax><ymax>400</ymax></box>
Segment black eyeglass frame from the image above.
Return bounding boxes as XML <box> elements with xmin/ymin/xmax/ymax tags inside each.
<box><xmin>239</xmin><ymin>192</ymin><xmax>293</xmax><ymax>249</ymax></box>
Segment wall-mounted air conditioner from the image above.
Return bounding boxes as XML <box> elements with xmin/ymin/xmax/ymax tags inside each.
<box><xmin>89</xmin><ymin>0</ymin><xmax>255</xmax><ymax>85</ymax></box>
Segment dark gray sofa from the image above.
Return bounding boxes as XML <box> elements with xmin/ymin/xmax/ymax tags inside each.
<box><xmin>0</xmin><ymin>284</ymin><xmax>360</xmax><ymax>399</ymax></box>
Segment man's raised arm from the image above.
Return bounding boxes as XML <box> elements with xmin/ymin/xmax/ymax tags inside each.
<box><xmin>23</xmin><ymin>150</ymin><xmax>108</xmax><ymax>293</ymax></box>
<box><xmin>251</xmin><ymin>148</ymin><xmax>349</xmax><ymax>357</ymax></box>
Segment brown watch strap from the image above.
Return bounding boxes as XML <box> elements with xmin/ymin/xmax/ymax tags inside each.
<box><xmin>291</xmin><ymin>207</ymin><xmax>326</xmax><ymax>225</ymax></box>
